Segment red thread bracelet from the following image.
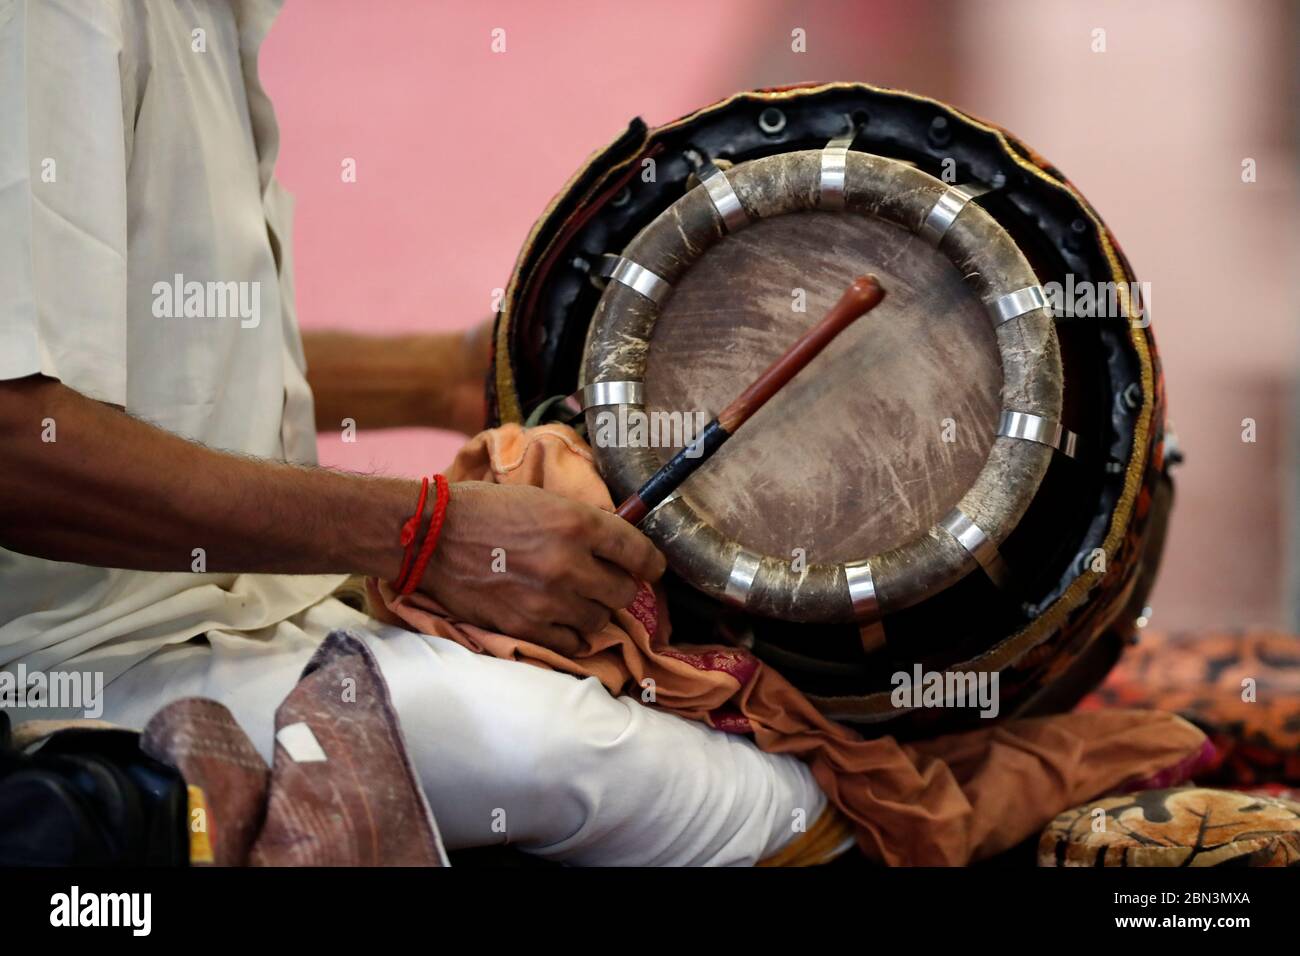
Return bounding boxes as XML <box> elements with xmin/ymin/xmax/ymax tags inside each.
<box><xmin>393</xmin><ymin>476</ymin><xmax>430</xmax><ymax>590</ymax></box>
<box><xmin>399</xmin><ymin>474</ymin><xmax>450</xmax><ymax>595</ymax></box>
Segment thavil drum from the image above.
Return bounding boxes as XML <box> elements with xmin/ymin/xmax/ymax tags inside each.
<box><xmin>490</xmin><ymin>83</ymin><xmax>1174</xmax><ymax>736</ymax></box>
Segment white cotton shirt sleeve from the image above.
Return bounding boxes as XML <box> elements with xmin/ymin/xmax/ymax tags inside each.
<box><xmin>0</xmin><ymin>0</ymin><xmax>131</xmax><ymax>404</ymax></box>
<box><xmin>0</xmin><ymin>0</ymin><xmax>342</xmax><ymax>682</ymax></box>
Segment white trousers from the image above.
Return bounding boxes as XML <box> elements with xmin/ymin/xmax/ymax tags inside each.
<box><xmin>95</xmin><ymin>598</ymin><xmax>825</xmax><ymax>866</ymax></box>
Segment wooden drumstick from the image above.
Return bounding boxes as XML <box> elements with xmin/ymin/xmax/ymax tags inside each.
<box><xmin>615</xmin><ymin>274</ymin><xmax>886</xmax><ymax>525</ymax></box>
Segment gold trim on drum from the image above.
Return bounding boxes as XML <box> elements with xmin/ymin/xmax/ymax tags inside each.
<box><xmin>581</xmin><ymin>380</ymin><xmax>645</xmax><ymax>408</ymax></box>
<box><xmin>998</xmin><ymin>410</ymin><xmax>1079</xmax><ymax>458</ymax></box>
<box><xmin>596</xmin><ymin>255</ymin><xmax>672</xmax><ymax>305</ymax></box>
<box><xmin>701</xmin><ymin>167</ymin><xmax>750</xmax><ymax>232</ymax></box>
<box><xmin>940</xmin><ymin>509</ymin><xmax>1010</xmax><ymax>588</ymax></box>
<box><xmin>843</xmin><ymin>562</ymin><xmax>879</xmax><ymax>618</ymax></box>
<box><xmin>919</xmin><ymin>184</ymin><xmax>988</xmax><ymax>248</ymax></box>
<box><xmin>819</xmin><ymin>133</ymin><xmax>855</xmax><ymax>210</ymax></box>
<box><xmin>724</xmin><ymin>550</ymin><xmax>763</xmax><ymax>606</ymax></box>
<box><xmin>992</xmin><ymin>285</ymin><xmax>1050</xmax><ymax>327</ymax></box>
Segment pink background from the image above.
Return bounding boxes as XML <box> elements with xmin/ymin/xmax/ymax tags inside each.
<box><xmin>260</xmin><ymin>0</ymin><xmax>1299</xmax><ymax>632</ymax></box>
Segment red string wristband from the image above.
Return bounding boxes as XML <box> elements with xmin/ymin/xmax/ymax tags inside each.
<box><xmin>400</xmin><ymin>474</ymin><xmax>450</xmax><ymax>595</ymax></box>
<box><xmin>392</xmin><ymin>476</ymin><xmax>430</xmax><ymax>591</ymax></box>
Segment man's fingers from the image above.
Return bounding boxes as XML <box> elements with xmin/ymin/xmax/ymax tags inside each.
<box><xmin>536</xmin><ymin>623</ymin><xmax>583</xmax><ymax>656</ymax></box>
<box><xmin>589</xmin><ymin>509</ymin><xmax>667</xmax><ymax>582</ymax></box>
<box><xmin>574</xmin><ymin>556</ymin><xmax>641</xmax><ymax>611</ymax></box>
<box><xmin>554</xmin><ymin>597</ymin><xmax>612</xmax><ymax>637</ymax></box>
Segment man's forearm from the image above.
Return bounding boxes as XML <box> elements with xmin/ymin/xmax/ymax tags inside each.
<box><xmin>303</xmin><ymin>326</ymin><xmax>491</xmax><ymax>436</ymax></box>
<box><xmin>0</xmin><ymin>376</ymin><xmax>414</xmax><ymax>579</ymax></box>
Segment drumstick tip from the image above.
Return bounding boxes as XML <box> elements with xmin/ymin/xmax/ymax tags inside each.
<box><xmin>831</xmin><ymin>274</ymin><xmax>886</xmax><ymax>322</ymax></box>
<box><xmin>851</xmin><ymin>273</ymin><xmax>886</xmax><ymax>307</ymax></box>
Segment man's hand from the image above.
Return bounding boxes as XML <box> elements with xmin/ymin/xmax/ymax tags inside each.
<box><xmin>0</xmin><ymin>376</ymin><xmax>666</xmax><ymax>653</ymax></box>
<box><xmin>417</xmin><ymin>482</ymin><xmax>666</xmax><ymax>653</ymax></box>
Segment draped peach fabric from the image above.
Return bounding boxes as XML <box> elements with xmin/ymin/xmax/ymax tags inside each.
<box><xmin>371</xmin><ymin>424</ymin><xmax>1209</xmax><ymax>866</ymax></box>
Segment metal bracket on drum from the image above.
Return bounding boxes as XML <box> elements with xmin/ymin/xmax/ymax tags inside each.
<box><xmin>723</xmin><ymin>550</ymin><xmax>762</xmax><ymax>606</ymax></box>
<box><xmin>998</xmin><ymin>410</ymin><xmax>1079</xmax><ymax>459</ymax></box>
<box><xmin>595</xmin><ymin>255</ymin><xmax>672</xmax><ymax>306</ymax></box>
<box><xmin>919</xmin><ymin>183</ymin><xmax>992</xmax><ymax>248</ymax></box>
<box><xmin>576</xmin><ymin>380</ymin><xmax>645</xmax><ymax>409</ymax></box>
<box><xmin>990</xmin><ymin>284</ymin><xmax>1050</xmax><ymax>327</ymax></box>
<box><xmin>843</xmin><ymin>561</ymin><xmax>879</xmax><ymax>619</ymax></box>
<box><xmin>940</xmin><ymin>508</ymin><xmax>1010</xmax><ymax>589</ymax></box>
<box><xmin>699</xmin><ymin>165</ymin><xmax>750</xmax><ymax>233</ymax></box>
<box><xmin>819</xmin><ymin>131</ymin><xmax>857</xmax><ymax>210</ymax></box>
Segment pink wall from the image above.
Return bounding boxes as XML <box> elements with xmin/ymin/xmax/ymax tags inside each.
<box><xmin>260</xmin><ymin>0</ymin><xmax>781</xmax><ymax>475</ymax></box>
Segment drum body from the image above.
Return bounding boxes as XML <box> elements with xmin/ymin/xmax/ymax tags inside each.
<box><xmin>490</xmin><ymin>83</ymin><xmax>1173</xmax><ymax>737</ymax></box>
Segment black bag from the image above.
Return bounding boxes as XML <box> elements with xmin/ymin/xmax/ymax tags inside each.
<box><xmin>0</xmin><ymin>711</ymin><xmax>189</xmax><ymax>866</ymax></box>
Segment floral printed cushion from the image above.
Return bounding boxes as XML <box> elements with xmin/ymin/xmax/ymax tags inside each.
<box><xmin>1039</xmin><ymin>787</ymin><xmax>1300</xmax><ymax>867</ymax></box>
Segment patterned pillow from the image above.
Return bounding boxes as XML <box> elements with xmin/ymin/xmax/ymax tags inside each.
<box><xmin>1039</xmin><ymin>787</ymin><xmax>1300</xmax><ymax>867</ymax></box>
<box><xmin>1081</xmin><ymin>630</ymin><xmax>1300</xmax><ymax>786</ymax></box>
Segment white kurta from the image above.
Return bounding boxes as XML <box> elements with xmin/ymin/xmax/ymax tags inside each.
<box><xmin>0</xmin><ymin>0</ymin><xmax>829</xmax><ymax>864</ymax></box>
<box><xmin>0</xmin><ymin>0</ymin><xmax>343</xmax><ymax>683</ymax></box>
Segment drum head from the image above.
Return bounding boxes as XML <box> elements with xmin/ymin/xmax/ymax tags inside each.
<box><xmin>643</xmin><ymin>209</ymin><xmax>1001</xmax><ymax>563</ymax></box>
<box><xmin>583</xmin><ymin>149</ymin><xmax>1061</xmax><ymax>622</ymax></box>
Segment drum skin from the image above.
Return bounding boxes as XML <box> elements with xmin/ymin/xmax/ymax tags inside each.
<box><xmin>645</xmin><ymin>209</ymin><xmax>1000</xmax><ymax>562</ymax></box>
<box><xmin>489</xmin><ymin>82</ymin><xmax>1172</xmax><ymax>737</ymax></box>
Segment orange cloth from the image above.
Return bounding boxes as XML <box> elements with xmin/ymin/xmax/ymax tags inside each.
<box><xmin>371</xmin><ymin>424</ymin><xmax>1209</xmax><ymax>866</ymax></box>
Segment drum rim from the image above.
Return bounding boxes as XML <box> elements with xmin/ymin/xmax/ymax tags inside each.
<box><xmin>580</xmin><ymin>150</ymin><xmax>1064</xmax><ymax>623</ymax></box>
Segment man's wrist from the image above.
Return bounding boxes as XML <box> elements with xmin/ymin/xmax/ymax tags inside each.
<box><xmin>346</xmin><ymin>476</ymin><xmax>427</xmax><ymax>583</ymax></box>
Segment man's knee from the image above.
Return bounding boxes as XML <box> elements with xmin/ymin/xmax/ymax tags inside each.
<box><xmin>374</xmin><ymin>633</ymin><xmax>821</xmax><ymax>863</ymax></box>
<box><xmin>516</xmin><ymin>682</ymin><xmax>821</xmax><ymax>865</ymax></box>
